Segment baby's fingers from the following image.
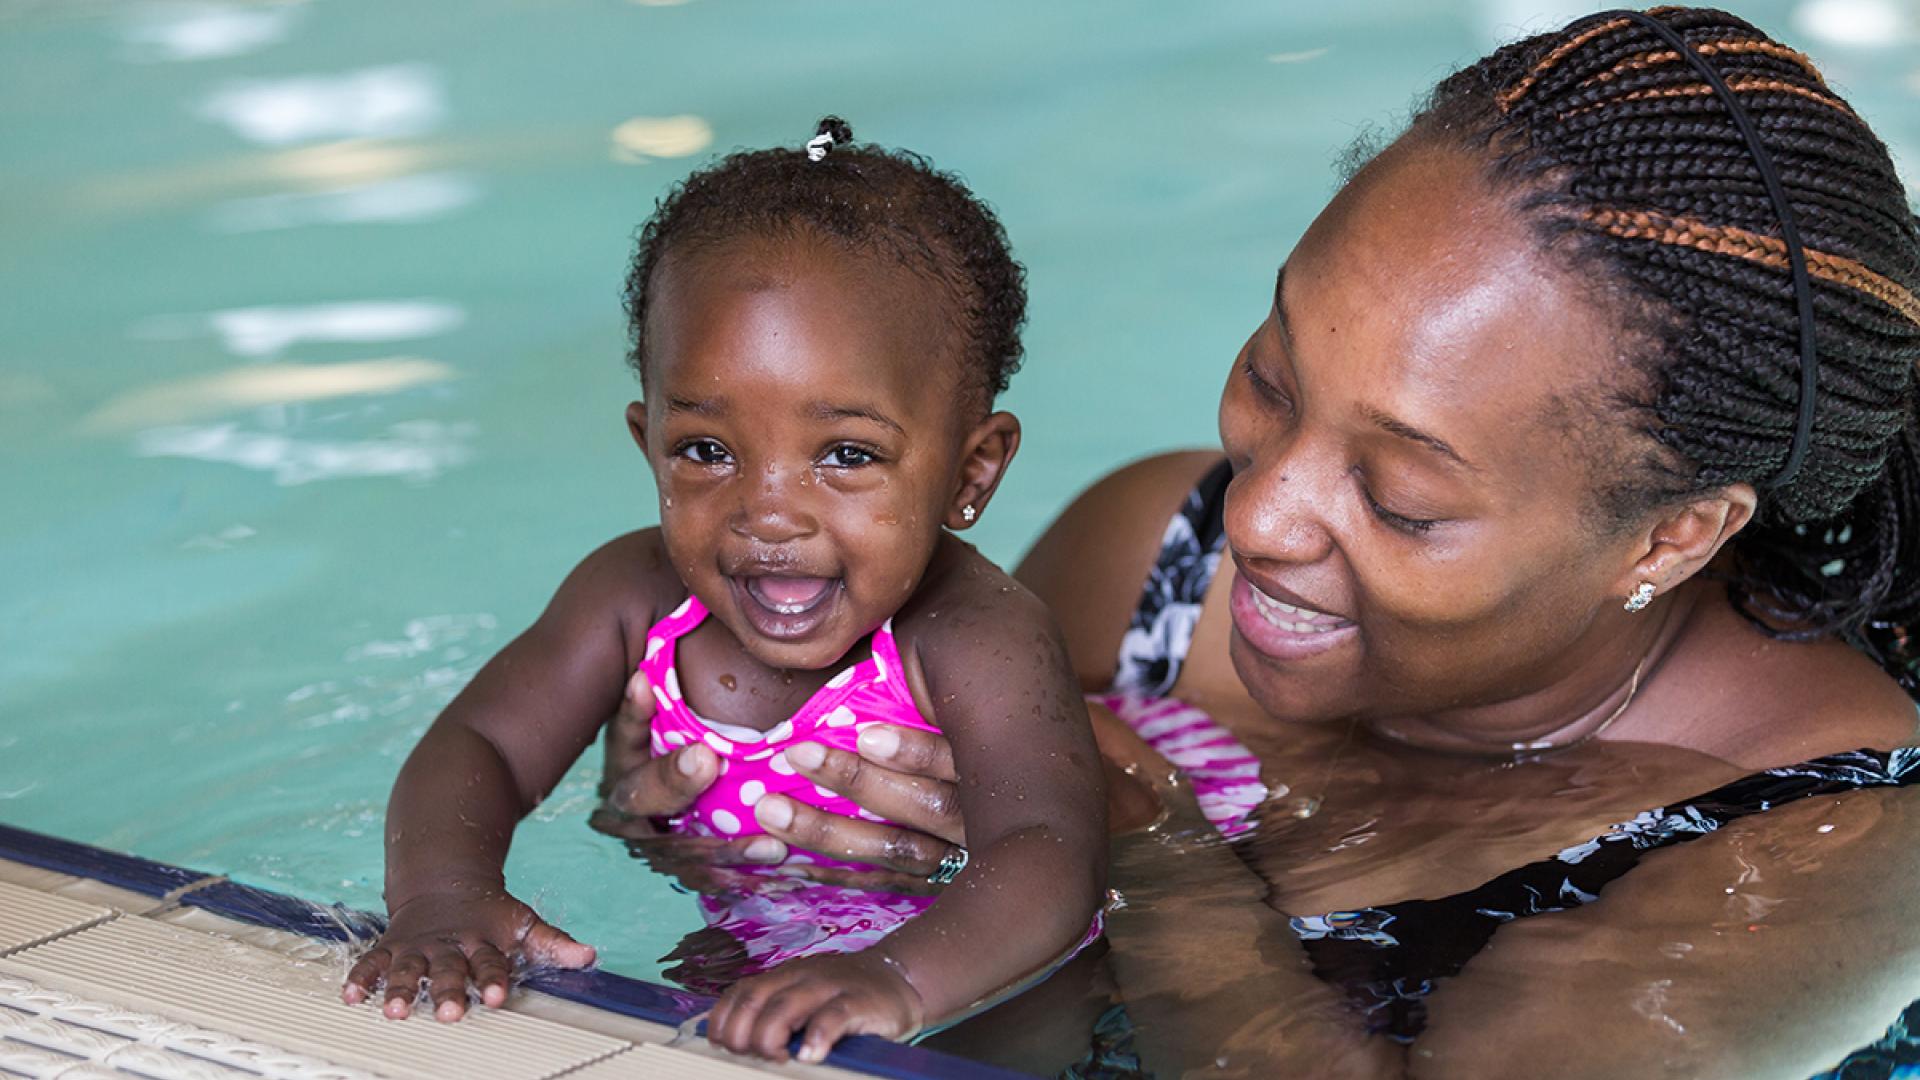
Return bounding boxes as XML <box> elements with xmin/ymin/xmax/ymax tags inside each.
<box><xmin>426</xmin><ymin>946</ymin><xmax>474</xmax><ymax>1022</ymax></box>
<box><xmin>523</xmin><ymin>919</ymin><xmax>596</xmax><ymax>970</ymax></box>
<box><xmin>341</xmin><ymin>947</ymin><xmax>391</xmax><ymax>1004</ymax></box>
<box><xmin>747</xmin><ymin>982</ymin><xmax>842</xmax><ymax>1062</ymax></box>
<box><xmin>796</xmin><ymin>1000</ymin><xmax>857</xmax><ymax>1064</ymax></box>
<box><xmin>382</xmin><ymin>950</ymin><xmax>430</xmax><ymax>1019</ymax></box>
<box><xmin>468</xmin><ymin>943</ymin><xmax>512</xmax><ymax>1009</ymax></box>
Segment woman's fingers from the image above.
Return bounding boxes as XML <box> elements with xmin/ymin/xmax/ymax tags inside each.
<box><xmin>855</xmin><ymin>724</ymin><xmax>959</xmax><ymax>783</ymax></box>
<box><xmin>786</xmin><ymin>740</ymin><xmax>965</xmax><ymax>846</ymax></box>
<box><xmin>599</xmin><ymin>671</ymin><xmax>659</xmax><ymax>799</ymax></box>
<box><xmin>752</xmin><ymin>794</ymin><xmax>956</xmax><ymax>877</ymax></box>
<box><xmin>603</xmin><ymin>743</ymin><xmax>719</xmax><ymax>819</ymax></box>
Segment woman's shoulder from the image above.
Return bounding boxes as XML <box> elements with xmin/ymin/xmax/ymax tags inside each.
<box><xmin>1653</xmin><ymin>585</ymin><xmax>1918</xmax><ymax>768</ymax></box>
<box><xmin>1014</xmin><ymin>451</ymin><xmax>1227</xmax><ymax>689</ymax></box>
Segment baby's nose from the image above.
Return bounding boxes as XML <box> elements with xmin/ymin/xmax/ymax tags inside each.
<box><xmin>730</xmin><ymin>468</ymin><xmax>818</xmax><ymax>543</ymax></box>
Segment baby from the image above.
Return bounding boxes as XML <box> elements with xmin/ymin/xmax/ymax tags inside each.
<box><xmin>341</xmin><ymin>118</ymin><xmax>1107</xmax><ymax>1064</ymax></box>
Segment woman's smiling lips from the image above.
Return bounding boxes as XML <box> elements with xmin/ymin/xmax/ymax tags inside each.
<box><xmin>730</xmin><ymin>574</ymin><xmax>841</xmax><ymax>641</ymax></box>
<box><xmin>1228</xmin><ymin>572</ymin><xmax>1357</xmax><ymax>661</ymax></box>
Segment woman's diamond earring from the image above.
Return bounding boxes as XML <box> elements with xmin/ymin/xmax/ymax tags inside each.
<box><xmin>1623</xmin><ymin>581</ymin><xmax>1655</xmax><ymax>613</ymax></box>
<box><xmin>961</xmin><ymin>504</ymin><xmax>977</xmax><ymax>524</ymax></box>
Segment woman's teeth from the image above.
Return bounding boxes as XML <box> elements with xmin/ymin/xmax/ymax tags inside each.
<box><xmin>1249</xmin><ymin>586</ymin><xmax>1347</xmax><ymax>634</ymax></box>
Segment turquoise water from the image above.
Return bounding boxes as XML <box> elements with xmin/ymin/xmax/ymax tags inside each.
<box><xmin>2</xmin><ymin>0</ymin><xmax>1916</xmax><ymax>1055</ymax></box>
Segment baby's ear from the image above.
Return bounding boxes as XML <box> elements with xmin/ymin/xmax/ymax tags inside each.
<box><xmin>626</xmin><ymin>401</ymin><xmax>650</xmax><ymax>454</ymax></box>
<box><xmin>945</xmin><ymin>412</ymin><xmax>1021</xmax><ymax>530</ymax></box>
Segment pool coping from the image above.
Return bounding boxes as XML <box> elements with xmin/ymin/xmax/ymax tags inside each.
<box><xmin>0</xmin><ymin>821</ymin><xmax>1034</xmax><ymax>1080</ymax></box>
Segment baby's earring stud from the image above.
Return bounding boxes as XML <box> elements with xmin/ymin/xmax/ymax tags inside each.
<box><xmin>1623</xmin><ymin>581</ymin><xmax>1655</xmax><ymax>613</ymax></box>
<box><xmin>961</xmin><ymin>504</ymin><xmax>977</xmax><ymax>524</ymax></box>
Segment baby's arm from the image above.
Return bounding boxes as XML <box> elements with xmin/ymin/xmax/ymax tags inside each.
<box><xmin>342</xmin><ymin>533</ymin><xmax>667</xmax><ymax>1020</ymax></box>
<box><xmin>707</xmin><ymin>575</ymin><xmax>1108</xmax><ymax>1061</ymax></box>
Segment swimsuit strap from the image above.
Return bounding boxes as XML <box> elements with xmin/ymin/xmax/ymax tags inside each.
<box><xmin>1110</xmin><ymin>457</ymin><xmax>1233</xmax><ymax>697</ymax></box>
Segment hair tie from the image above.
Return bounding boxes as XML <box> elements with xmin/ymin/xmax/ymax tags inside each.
<box><xmin>805</xmin><ymin>115</ymin><xmax>851</xmax><ymax>162</ymax></box>
<box><xmin>1588</xmin><ymin>9</ymin><xmax>1821</xmax><ymax>491</ymax></box>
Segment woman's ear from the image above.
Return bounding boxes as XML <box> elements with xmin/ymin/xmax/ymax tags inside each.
<box><xmin>945</xmin><ymin>412</ymin><xmax>1022</xmax><ymax>530</ymax></box>
<box><xmin>1613</xmin><ymin>483</ymin><xmax>1758</xmax><ymax>604</ymax></box>
<box><xmin>626</xmin><ymin>400</ymin><xmax>650</xmax><ymax>455</ymax></box>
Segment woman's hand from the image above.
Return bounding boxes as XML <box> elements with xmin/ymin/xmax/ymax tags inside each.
<box><xmin>590</xmin><ymin>670</ymin><xmax>971</xmax><ymax>886</ymax></box>
<box><xmin>341</xmin><ymin>888</ymin><xmax>595</xmax><ymax>1021</ymax></box>
<box><xmin>708</xmin><ymin>951</ymin><xmax>927</xmax><ymax>1064</ymax></box>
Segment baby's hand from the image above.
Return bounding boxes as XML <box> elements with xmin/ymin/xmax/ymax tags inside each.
<box><xmin>708</xmin><ymin>952</ymin><xmax>926</xmax><ymax>1063</ymax></box>
<box><xmin>341</xmin><ymin>889</ymin><xmax>595</xmax><ymax>1021</ymax></box>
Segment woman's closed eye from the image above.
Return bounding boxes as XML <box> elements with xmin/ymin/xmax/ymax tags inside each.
<box><xmin>675</xmin><ymin>438</ymin><xmax>733</xmax><ymax>466</ymax></box>
<box><xmin>1362</xmin><ymin>487</ymin><xmax>1442</xmax><ymax>535</ymax></box>
<box><xmin>1241</xmin><ymin>357</ymin><xmax>1293</xmax><ymax>412</ymax></box>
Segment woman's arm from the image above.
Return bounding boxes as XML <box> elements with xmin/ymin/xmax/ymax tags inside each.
<box><xmin>1413</xmin><ymin>784</ymin><xmax>1920</xmax><ymax>1080</ymax></box>
<box><xmin>1017</xmin><ymin>451</ymin><xmax>1224</xmax><ymax>687</ymax></box>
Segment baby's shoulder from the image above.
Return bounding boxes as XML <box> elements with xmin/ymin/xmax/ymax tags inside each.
<box><xmin>548</xmin><ymin>528</ymin><xmax>686</xmax><ymax>633</ymax></box>
<box><xmin>892</xmin><ymin>539</ymin><xmax>1068</xmax><ymax>695</ymax></box>
<box><xmin>898</xmin><ymin>539</ymin><xmax>1055</xmax><ymax>637</ymax></box>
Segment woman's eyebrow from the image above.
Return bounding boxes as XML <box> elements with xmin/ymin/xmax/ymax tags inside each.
<box><xmin>1273</xmin><ymin>265</ymin><xmax>1295</xmax><ymax>352</ymax></box>
<box><xmin>1362</xmin><ymin>405</ymin><xmax>1476</xmax><ymax>471</ymax></box>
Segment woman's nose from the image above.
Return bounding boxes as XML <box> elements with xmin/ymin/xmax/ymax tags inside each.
<box><xmin>1224</xmin><ymin>445</ymin><xmax>1337</xmax><ymax>567</ymax></box>
<box><xmin>729</xmin><ymin>466</ymin><xmax>818</xmax><ymax>544</ymax></box>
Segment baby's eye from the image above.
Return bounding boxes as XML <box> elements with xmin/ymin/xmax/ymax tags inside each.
<box><xmin>822</xmin><ymin>444</ymin><xmax>878</xmax><ymax>468</ymax></box>
<box><xmin>676</xmin><ymin>439</ymin><xmax>732</xmax><ymax>465</ymax></box>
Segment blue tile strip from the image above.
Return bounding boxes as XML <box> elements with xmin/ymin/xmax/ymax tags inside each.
<box><xmin>0</xmin><ymin>823</ymin><xmax>207</xmax><ymax>898</ymax></box>
<box><xmin>0</xmin><ymin>821</ymin><xmax>1036</xmax><ymax>1079</ymax></box>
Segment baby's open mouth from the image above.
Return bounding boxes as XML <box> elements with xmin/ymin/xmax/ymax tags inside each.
<box><xmin>730</xmin><ymin>574</ymin><xmax>843</xmax><ymax>643</ymax></box>
<box><xmin>742</xmin><ymin>575</ymin><xmax>836</xmax><ymax>616</ymax></box>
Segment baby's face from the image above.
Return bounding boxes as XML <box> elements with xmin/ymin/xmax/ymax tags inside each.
<box><xmin>634</xmin><ymin>236</ymin><xmax>974</xmax><ymax>671</ymax></box>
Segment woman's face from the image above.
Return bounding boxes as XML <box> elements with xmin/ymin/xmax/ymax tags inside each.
<box><xmin>1219</xmin><ymin>138</ymin><xmax>1645</xmax><ymax>729</ymax></box>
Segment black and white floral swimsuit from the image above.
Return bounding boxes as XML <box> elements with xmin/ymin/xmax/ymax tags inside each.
<box><xmin>1104</xmin><ymin>458</ymin><xmax>1920</xmax><ymax>1043</ymax></box>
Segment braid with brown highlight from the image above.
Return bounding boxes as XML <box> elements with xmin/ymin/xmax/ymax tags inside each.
<box><xmin>1412</xmin><ymin>7</ymin><xmax>1920</xmax><ymax>695</ymax></box>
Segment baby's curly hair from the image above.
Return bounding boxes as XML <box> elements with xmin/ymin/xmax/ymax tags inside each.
<box><xmin>623</xmin><ymin>117</ymin><xmax>1027</xmax><ymax>411</ymax></box>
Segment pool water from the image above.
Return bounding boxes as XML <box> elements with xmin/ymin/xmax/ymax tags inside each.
<box><xmin>2</xmin><ymin>0</ymin><xmax>1916</xmax><ymax>1072</ymax></box>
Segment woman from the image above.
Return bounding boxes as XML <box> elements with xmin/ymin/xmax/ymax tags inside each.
<box><xmin>597</xmin><ymin>8</ymin><xmax>1920</xmax><ymax>1076</ymax></box>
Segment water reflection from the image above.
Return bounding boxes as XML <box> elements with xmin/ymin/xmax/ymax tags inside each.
<box><xmin>1791</xmin><ymin>0</ymin><xmax>1912</xmax><ymax>47</ymax></box>
<box><xmin>609</xmin><ymin>115</ymin><xmax>713</xmax><ymax>164</ymax></box>
<box><xmin>209</xmin><ymin>171</ymin><xmax>482</xmax><ymax>230</ymax></box>
<box><xmin>134</xmin><ymin>418</ymin><xmax>473</xmax><ymax>485</ymax></box>
<box><xmin>119</xmin><ymin>1</ymin><xmax>306</xmax><ymax>63</ymax></box>
<box><xmin>135</xmin><ymin>300</ymin><xmax>466</xmax><ymax>358</ymax></box>
<box><xmin>83</xmin><ymin>358</ymin><xmax>457</xmax><ymax>431</ymax></box>
<box><xmin>198</xmin><ymin>64</ymin><xmax>445</xmax><ymax>145</ymax></box>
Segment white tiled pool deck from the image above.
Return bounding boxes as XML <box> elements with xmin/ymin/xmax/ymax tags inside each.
<box><xmin>0</xmin><ymin>858</ymin><xmax>872</xmax><ymax>1080</ymax></box>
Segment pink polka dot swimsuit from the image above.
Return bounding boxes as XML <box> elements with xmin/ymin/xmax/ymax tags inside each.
<box><xmin>641</xmin><ymin>595</ymin><xmax>942</xmax><ymax>869</ymax></box>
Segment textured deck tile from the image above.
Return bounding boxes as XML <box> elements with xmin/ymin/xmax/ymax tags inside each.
<box><xmin>0</xmin><ymin>880</ymin><xmax>116</xmax><ymax>955</ymax></box>
<box><xmin>2</xmin><ymin>917</ymin><xmax>629</xmax><ymax>1080</ymax></box>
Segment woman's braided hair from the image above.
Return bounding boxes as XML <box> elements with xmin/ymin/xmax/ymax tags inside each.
<box><xmin>624</xmin><ymin>117</ymin><xmax>1027</xmax><ymax>411</ymax></box>
<box><xmin>1411</xmin><ymin>6</ymin><xmax>1920</xmax><ymax>697</ymax></box>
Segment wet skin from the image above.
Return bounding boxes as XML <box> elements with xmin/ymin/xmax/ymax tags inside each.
<box><xmin>347</xmin><ymin>233</ymin><xmax>1106</xmax><ymax>1066</ymax></box>
<box><xmin>603</xmin><ymin>138</ymin><xmax>1920</xmax><ymax>1076</ymax></box>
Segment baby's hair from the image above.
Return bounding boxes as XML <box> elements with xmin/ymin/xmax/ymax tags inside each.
<box><xmin>1404</xmin><ymin>6</ymin><xmax>1920</xmax><ymax>695</ymax></box>
<box><xmin>623</xmin><ymin>117</ymin><xmax>1027</xmax><ymax>410</ymax></box>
